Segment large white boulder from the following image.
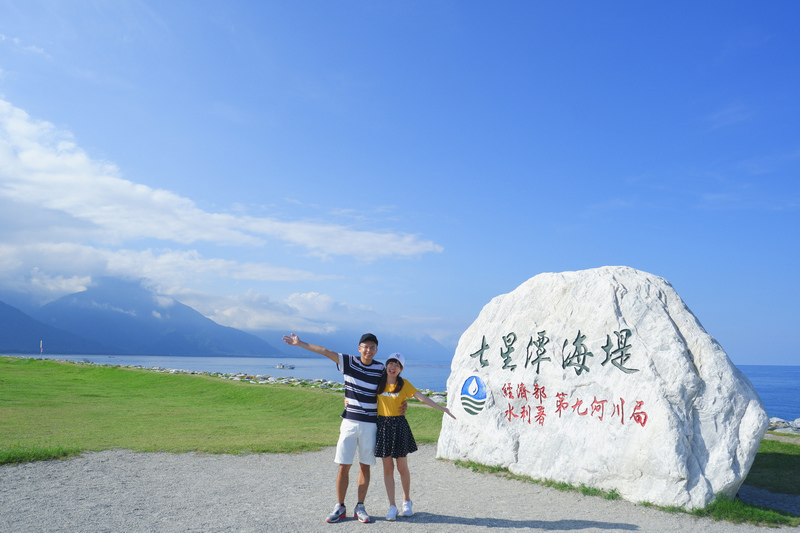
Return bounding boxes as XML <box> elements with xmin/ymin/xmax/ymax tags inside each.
<box><xmin>437</xmin><ymin>266</ymin><xmax>768</xmax><ymax>509</ymax></box>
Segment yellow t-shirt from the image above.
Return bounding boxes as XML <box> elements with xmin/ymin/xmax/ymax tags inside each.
<box><xmin>377</xmin><ymin>380</ymin><xmax>418</xmax><ymax>417</ymax></box>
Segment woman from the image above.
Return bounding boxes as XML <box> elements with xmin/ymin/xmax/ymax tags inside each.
<box><xmin>374</xmin><ymin>353</ymin><xmax>455</xmax><ymax>520</ymax></box>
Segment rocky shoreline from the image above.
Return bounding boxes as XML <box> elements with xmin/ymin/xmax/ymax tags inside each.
<box><xmin>768</xmin><ymin>417</ymin><xmax>800</xmax><ymax>435</ymax></box>
<box><xmin>39</xmin><ymin>357</ymin><xmax>450</xmax><ymax>404</ymax></box>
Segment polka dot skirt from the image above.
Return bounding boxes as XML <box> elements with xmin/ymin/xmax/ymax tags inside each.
<box><xmin>375</xmin><ymin>416</ymin><xmax>418</xmax><ymax>458</ymax></box>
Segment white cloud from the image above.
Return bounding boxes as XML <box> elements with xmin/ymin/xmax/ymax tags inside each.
<box><xmin>240</xmin><ymin>217</ymin><xmax>443</xmax><ymax>259</ymax></box>
<box><xmin>153</xmin><ymin>295</ymin><xmax>174</xmax><ymax>308</ymax></box>
<box><xmin>28</xmin><ymin>268</ymin><xmax>91</xmax><ymax>299</ymax></box>
<box><xmin>195</xmin><ymin>289</ymin><xmax>460</xmax><ymax>345</ymax></box>
<box><xmin>0</xmin><ymin>236</ymin><xmax>461</xmax><ymax>343</ymax></box>
<box><xmin>285</xmin><ymin>292</ymin><xmax>336</xmax><ymax>314</ymax></box>
<box><xmin>0</xmin><ymin>34</ymin><xmax>49</xmax><ymax>57</ymax></box>
<box><xmin>0</xmin><ymin>98</ymin><xmax>448</xmax><ymax>342</ymax></box>
<box><xmin>175</xmin><ymin>288</ymin><xmax>341</xmax><ymax>334</ymax></box>
<box><xmin>101</xmin><ymin>248</ymin><xmax>333</xmax><ymax>285</ymax></box>
<box><xmin>88</xmin><ymin>302</ymin><xmax>137</xmax><ymax>316</ymax></box>
<box><xmin>0</xmin><ymin>102</ymin><xmax>262</xmax><ymax>246</ymax></box>
<box><xmin>0</xmin><ymin>98</ymin><xmax>443</xmax><ymax>258</ymax></box>
<box><xmin>705</xmin><ymin>103</ymin><xmax>754</xmax><ymax>131</ymax></box>
<box><xmin>0</xmin><ymin>242</ymin><xmax>331</xmax><ymax>304</ymax></box>
<box><xmin>167</xmin><ymin>288</ymin><xmax>374</xmax><ymax>335</ymax></box>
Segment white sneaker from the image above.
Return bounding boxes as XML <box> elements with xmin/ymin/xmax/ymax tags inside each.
<box><xmin>386</xmin><ymin>504</ymin><xmax>398</xmax><ymax>521</ymax></box>
<box><xmin>353</xmin><ymin>503</ymin><xmax>371</xmax><ymax>523</ymax></box>
<box><xmin>401</xmin><ymin>500</ymin><xmax>413</xmax><ymax>517</ymax></box>
<box><xmin>326</xmin><ymin>503</ymin><xmax>346</xmax><ymax>523</ymax></box>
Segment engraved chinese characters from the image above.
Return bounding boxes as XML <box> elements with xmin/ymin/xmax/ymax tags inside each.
<box><xmin>465</xmin><ymin>330</ymin><xmax>648</xmax><ymax>429</ymax></box>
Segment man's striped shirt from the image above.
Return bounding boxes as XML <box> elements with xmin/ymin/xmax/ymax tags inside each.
<box><xmin>337</xmin><ymin>353</ymin><xmax>385</xmax><ymax>423</ymax></box>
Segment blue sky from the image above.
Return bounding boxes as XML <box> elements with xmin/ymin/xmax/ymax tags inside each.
<box><xmin>0</xmin><ymin>2</ymin><xmax>798</xmax><ymax>365</ymax></box>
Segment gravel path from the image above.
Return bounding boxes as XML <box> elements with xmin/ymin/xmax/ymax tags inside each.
<box><xmin>1</xmin><ymin>444</ymin><xmax>797</xmax><ymax>532</ymax></box>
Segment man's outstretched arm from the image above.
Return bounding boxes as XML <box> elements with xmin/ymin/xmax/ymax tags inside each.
<box><xmin>282</xmin><ymin>333</ymin><xmax>338</xmax><ymax>363</ymax></box>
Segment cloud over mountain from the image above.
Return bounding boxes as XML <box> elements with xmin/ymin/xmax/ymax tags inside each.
<box><xmin>0</xmin><ymin>99</ymin><xmax>445</xmax><ymax>340</ymax></box>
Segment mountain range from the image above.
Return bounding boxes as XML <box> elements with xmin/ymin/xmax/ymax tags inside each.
<box><xmin>1</xmin><ymin>278</ymin><xmax>280</xmax><ymax>356</ymax></box>
<box><xmin>0</xmin><ymin>299</ymin><xmax>115</xmax><ymax>354</ymax></box>
<box><xmin>0</xmin><ymin>278</ymin><xmax>454</xmax><ymax>364</ymax></box>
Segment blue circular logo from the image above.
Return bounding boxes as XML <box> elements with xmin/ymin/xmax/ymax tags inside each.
<box><xmin>460</xmin><ymin>375</ymin><xmax>487</xmax><ymax>415</ymax></box>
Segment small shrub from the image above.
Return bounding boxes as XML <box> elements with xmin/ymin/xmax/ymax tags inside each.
<box><xmin>579</xmin><ymin>484</ymin><xmax>604</xmax><ymax>497</ymax></box>
<box><xmin>701</xmin><ymin>494</ymin><xmax>798</xmax><ymax>526</ymax></box>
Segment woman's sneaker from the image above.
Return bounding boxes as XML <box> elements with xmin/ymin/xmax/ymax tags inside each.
<box><xmin>353</xmin><ymin>503</ymin><xmax>371</xmax><ymax>523</ymax></box>
<box><xmin>386</xmin><ymin>504</ymin><xmax>398</xmax><ymax>521</ymax></box>
<box><xmin>326</xmin><ymin>503</ymin><xmax>346</xmax><ymax>523</ymax></box>
<box><xmin>401</xmin><ymin>500</ymin><xmax>413</xmax><ymax>517</ymax></box>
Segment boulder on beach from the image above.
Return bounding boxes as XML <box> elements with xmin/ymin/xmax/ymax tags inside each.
<box><xmin>437</xmin><ymin>266</ymin><xmax>768</xmax><ymax>509</ymax></box>
<box><xmin>769</xmin><ymin>417</ymin><xmax>800</xmax><ymax>434</ymax></box>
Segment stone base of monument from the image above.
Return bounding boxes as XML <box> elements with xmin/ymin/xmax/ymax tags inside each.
<box><xmin>437</xmin><ymin>266</ymin><xmax>768</xmax><ymax>510</ymax></box>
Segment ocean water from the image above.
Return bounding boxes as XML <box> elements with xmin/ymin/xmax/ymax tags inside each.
<box><xmin>739</xmin><ymin>365</ymin><xmax>800</xmax><ymax>422</ymax></box>
<box><xmin>22</xmin><ymin>355</ymin><xmax>799</xmax><ymax>422</ymax></box>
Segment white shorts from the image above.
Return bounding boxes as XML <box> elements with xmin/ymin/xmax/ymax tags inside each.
<box><xmin>334</xmin><ymin>419</ymin><xmax>377</xmax><ymax>466</ymax></box>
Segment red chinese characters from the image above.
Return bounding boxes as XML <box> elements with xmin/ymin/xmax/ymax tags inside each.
<box><xmin>532</xmin><ymin>383</ymin><xmax>547</xmax><ymax>404</ymax></box>
<box><xmin>535</xmin><ymin>405</ymin><xmax>546</xmax><ymax>426</ymax></box>
<box><xmin>496</xmin><ymin>382</ymin><xmax>648</xmax><ymax>428</ymax></box>
<box><xmin>501</xmin><ymin>382</ymin><xmax>514</xmax><ymax>399</ymax></box>
<box><xmin>555</xmin><ymin>391</ymin><xmax>569</xmax><ymax>418</ymax></box>
<box><xmin>505</xmin><ymin>403</ymin><xmax>519</xmax><ymax>422</ymax></box>
<box><xmin>590</xmin><ymin>397</ymin><xmax>607</xmax><ymax>421</ymax></box>
<box><xmin>630</xmin><ymin>400</ymin><xmax>648</xmax><ymax>427</ymax></box>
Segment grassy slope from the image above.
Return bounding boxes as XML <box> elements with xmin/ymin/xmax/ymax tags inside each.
<box><xmin>0</xmin><ymin>357</ymin><xmax>443</xmax><ymax>461</ymax></box>
<box><xmin>748</xmin><ymin>438</ymin><xmax>800</xmax><ymax>495</ymax></box>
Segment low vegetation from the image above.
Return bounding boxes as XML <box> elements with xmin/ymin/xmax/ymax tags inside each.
<box><xmin>747</xmin><ymin>439</ymin><xmax>800</xmax><ymax>495</ymax></box>
<box><xmin>0</xmin><ymin>357</ymin><xmax>443</xmax><ymax>461</ymax></box>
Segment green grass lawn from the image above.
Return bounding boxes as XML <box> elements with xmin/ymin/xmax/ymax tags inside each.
<box><xmin>0</xmin><ymin>357</ymin><xmax>444</xmax><ymax>462</ymax></box>
<box><xmin>747</xmin><ymin>438</ymin><xmax>800</xmax><ymax>495</ymax></box>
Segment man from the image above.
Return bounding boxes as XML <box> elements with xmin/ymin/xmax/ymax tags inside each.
<box><xmin>282</xmin><ymin>332</ymin><xmax>393</xmax><ymax>523</ymax></box>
